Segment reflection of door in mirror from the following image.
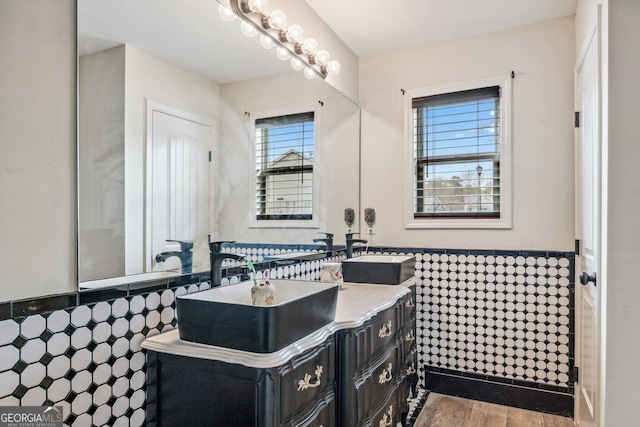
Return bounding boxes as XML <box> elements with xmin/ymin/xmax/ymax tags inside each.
<box><xmin>78</xmin><ymin>43</ymin><xmax>217</xmax><ymax>285</ymax></box>
<box><xmin>148</xmin><ymin>109</ymin><xmax>211</xmax><ymax>274</ymax></box>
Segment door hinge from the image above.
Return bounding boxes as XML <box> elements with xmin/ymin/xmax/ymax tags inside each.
<box><xmin>574</xmin><ymin>111</ymin><xmax>580</xmax><ymax>128</ymax></box>
<box><xmin>575</xmin><ymin>239</ymin><xmax>580</xmax><ymax>255</ymax></box>
<box><xmin>573</xmin><ymin>366</ymin><xmax>579</xmax><ymax>383</ymax></box>
<box><xmin>208</xmin><ymin>151</ymin><xmax>212</xmax><ymax>162</ymax></box>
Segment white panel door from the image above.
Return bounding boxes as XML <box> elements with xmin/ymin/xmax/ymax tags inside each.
<box><xmin>576</xmin><ymin>25</ymin><xmax>600</xmax><ymax>427</ymax></box>
<box><xmin>149</xmin><ymin>110</ymin><xmax>211</xmax><ymax>273</ymax></box>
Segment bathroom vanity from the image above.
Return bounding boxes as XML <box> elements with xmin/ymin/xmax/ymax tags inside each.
<box><xmin>336</xmin><ymin>284</ymin><xmax>417</xmax><ymax>426</ymax></box>
<box><xmin>142</xmin><ymin>280</ymin><xmax>417</xmax><ymax>427</ymax></box>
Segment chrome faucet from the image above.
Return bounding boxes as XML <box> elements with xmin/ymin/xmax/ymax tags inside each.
<box><xmin>155</xmin><ymin>240</ymin><xmax>193</xmax><ymax>274</ymax></box>
<box><xmin>209</xmin><ymin>241</ymin><xmax>246</xmax><ymax>287</ymax></box>
<box><xmin>345</xmin><ymin>233</ymin><xmax>367</xmax><ymax>259</ymax></box>
<box><xmin>313</xmin><ymin>232</ymin><xmax>334</xmax><ymax>253</ymax></box>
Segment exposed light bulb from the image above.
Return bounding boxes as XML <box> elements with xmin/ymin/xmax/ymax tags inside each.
<box><xmin>314</xmin><ymin>50</ymin><xmax>330</xmax><ymax>66</ymax></box>
<box><xmin>286</xmin><ymin>24</ymin><xmax>304</xmax><ymax>44</ymax></box>
<box><xmin>326</xmin><ymin>60</ymin><xmax>341</xmax><ymax>75</ymax></box>
<box><xmin>290</xmin><ymin>57</ymin><xmax>305</xmax><ymax>70</ymax></box>
<box><xmin>267</xmin><ymin>10</ymin><xmax>287</xmax><ymax>30</ymax></box>
<box><xmin>303</xmin><ymin>67</ymin><xmax>316</xmax><ymax>80</ymax></box>
<box><xmin>247</xmin><ymin>0</ymin><xmax>269</xmax><ymax>14</ymax></box>
<box><xmin>260</xmin><ymin>35</ymin><xmax>276</xmax><ymax>50</ymax></box>
<box><xmin>218</xmin><ymin>4</ymin><xmax>237</xmax><ymax>22</ymax></box>
<box><xmin>241</xmin><ymin>21</ymin><xmax>259</xmax><ymax>37</ymax></box>
<box><xmin>301</xmin><ymin>38</ymin><xmax>318</xmax><ymax>56</ymax></box>
<box><xmin>276</xmin><ymin>47</ymin><xmax>292</xmax><ymax>61</ymax></box>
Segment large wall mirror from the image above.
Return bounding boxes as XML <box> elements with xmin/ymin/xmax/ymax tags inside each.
<box><xmin>77</xmin><ymin>0</ymin><xmax>360</xmax><ymax>290</ymax></box>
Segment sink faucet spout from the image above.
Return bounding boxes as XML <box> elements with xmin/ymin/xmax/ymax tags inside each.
<box><xmin>210</xmin><ymin>241</ymin><xmax>246</xmax><ymax>287</ymax></box>
<box><xmin>154</xmin><ymin>240</ymin><xmax>193</xmax><ymax>274</ymax></box>
<box><xmin>313</xmin><ymin>232</ymin><xmax>334</xmax><ymax>253</ymax></box>
<box><xmin>345</xmin><ymin>233</ymin><xmax>368</xmax><ymax>259</ymax></box>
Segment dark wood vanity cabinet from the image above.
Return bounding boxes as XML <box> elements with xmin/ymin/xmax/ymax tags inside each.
<box><xmin>336</xmin><ymin>284</ymin><xmax>417</xmax><ymax>426</ymax></box>
<box><xmin>146</xmin><ymin>335</ymin><xmax>336</xmax><ymax>427</ymax></box>
<box><xmin>144</xmin><ymin>282</ymin><xmax>417</xmax><ymax>427</ymax></box>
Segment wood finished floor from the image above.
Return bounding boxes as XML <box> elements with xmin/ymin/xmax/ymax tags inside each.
<box><xmin>413</xmin><ymin>393</ymin><xmax>575</xmax><ymax>427</ymax></box>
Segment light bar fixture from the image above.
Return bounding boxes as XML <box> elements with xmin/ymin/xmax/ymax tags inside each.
<box><xmin>218</xmin><ymin>0</ymin><xmax>341</xmax><ymax>80</ymax></box>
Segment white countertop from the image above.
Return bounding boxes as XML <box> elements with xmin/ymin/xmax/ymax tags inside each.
<box><xmin>141</xmin><ymin>280</ymin><xmax>413</xmax><ymax>368</ymax></box>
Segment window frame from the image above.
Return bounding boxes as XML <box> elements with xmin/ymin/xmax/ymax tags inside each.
<box><xmin>249</xmin><ymin>104</ymin><xmax>321</xmax><ymax>229</ymax></box>
<box><xmin>404</xmin><ymin>75</ymin><xmax>512</xmax><ymax>229</ymax></box>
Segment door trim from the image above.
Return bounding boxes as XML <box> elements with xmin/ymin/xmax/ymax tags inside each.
<box><xmin>573</xmin><ymin>10</ymin><xmax>602</xmax><ymax>426</ymax></box>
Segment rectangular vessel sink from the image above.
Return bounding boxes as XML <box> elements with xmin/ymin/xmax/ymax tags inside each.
<box><xmin>341</xmin><ymin>255</ymin><xmax>415</xmax><ymax>285</ymax></box>
<box><xmin>176</xmin><ymin>280</ymin><xmax>338</xmax><ymax>353</ymax></box>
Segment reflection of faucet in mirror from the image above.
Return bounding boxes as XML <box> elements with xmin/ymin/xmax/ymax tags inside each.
<box><xmin>210</xmin><ymin>241</ymin><xmax>246</xmax><ymax>287</ymax></box>
<box><xmin>155</xmin><ymin>240</ymin><xmax>194</xmax><ymax>274</ymax></box>
<box><xmin>345</xmin><ymin>233</ymin><xmax>368</xmax><ymax>259</ymax></box>
<box><xmin>313</xmin><ymin>232</ymin><xmax>334</xmax><ymax>253</ymax></box>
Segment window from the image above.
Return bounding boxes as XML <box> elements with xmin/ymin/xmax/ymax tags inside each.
<box><xmin>405</xmin><ymin>76</ymin><xmax>511</xmax><ymax>229</ymax></box>
<box><xmin>254</xmin><ymin>111</ymin><xmax>315</xmax><ymax>221</ymax></box>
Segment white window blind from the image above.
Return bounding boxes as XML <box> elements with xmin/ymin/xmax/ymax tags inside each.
<box><xmin>413</xmin><ymin>86</ymin><xmax>501</xmax><ymax>218</ymax></box>
<box><xmin>255</xmin><ymin>112</ymin><xmax>314</xmax><ymax>220</ymax></box>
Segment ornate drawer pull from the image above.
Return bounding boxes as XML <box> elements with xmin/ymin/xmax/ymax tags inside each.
<box><xmin>378</xmin><ymin>363</ymin><xmax>393</xmax><ymax>384</ymax></box>
<box><xmin>297</xmin><ymin>365</ymin><xmax>323</xmax><ymax>391</ymax></box>
<box><xmin>379</xmin><ymin>405</ymin><xmax>393</xmax><ymax>427</ymax></box>
<box><xmin>406</xmin><ymin>362</ymin><xmax>416</xmax><ymax>375</ymax></box>
<box><xmin>405</xmin><ymin>299</ymin><xmax>414</xmax><ymax>308</ymax></box>
<box><xmin>378</xmin><ymin>321</ymin><xmax>392</xmax><ymax>338</ymax></box>
<box><xmin>405</xmin><ymin>330</ymin><xmax>415</xmax><ymax>342</ymax></box>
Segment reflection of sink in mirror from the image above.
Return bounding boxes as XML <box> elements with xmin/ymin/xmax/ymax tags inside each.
<box><xmin>342</xmin><ymin>255</ymin><xmax>416</xmax><ymax>285</ymax></box>
<box><xmin>79</xmin><ymin>271</ymin><xmax>180</xmax><ymax>290</ymax></box>
<box><xmin>177</xmin><ymin>280</ymin><xmax>338</xmax><ymax>353</ymax></box>
<box><xmin>263</xmin><ymin>252</ymin><xmax>326</xmax><ymax>262</ymax></box>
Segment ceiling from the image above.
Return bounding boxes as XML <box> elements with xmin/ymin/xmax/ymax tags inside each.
<box><xmin>78</xmin><ymin>0</ymin><xmax>577</xmax><ymax>85</ymax></box>
<box><xmin>305</xmin><ymin>0</ymin><xmax>577</xmax><ymax>58</ymax></box>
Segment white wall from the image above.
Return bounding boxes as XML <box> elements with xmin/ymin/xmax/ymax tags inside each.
<box><xmin>78</xmin><ymin>46</ymin><xmax>126</xmax><ymax>281</ymax></box>
<box><xmin>265</xmin><ymin>0</ymin><xmax>359</xmax><ymax>102</ymax></box>
<box><xmin>359</xmin><ymin>17</ymin><xmax>575</xmax><ymax>251</ymax></box>
<box><xmin>0</xmin><ymin>0</ymin><xmax>76</xmax><ymax>301</ymax></box>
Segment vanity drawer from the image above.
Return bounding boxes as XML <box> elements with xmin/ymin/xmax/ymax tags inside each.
<box><xmin>370</xmin><ymin>305</ymin><xmax>399</xmax><ymax>358</ymax></box>
<box><xmin>279</xmin><ymin>336</ymin><xmax>335</xmax><ymax>423</ymax></box>
<box><xmin>300</xmin><ymin>397</ymin><xmax>335</xmax><ymax>427</ymax></box>
<box><xmin>370</xmin><ymin>385</ymin><xmax>401</xmax><ymax>427</ymax></box>
<box><xmin>403</xmin><ymin>350</ymin><xmax>417</xmax><ymax>380</ymax></box>
<box><xmin>285</xmin><ymin>388</ymin><xmax>336</xmax><ymax>427</ymax></box>
<box><xmin>369</xmin><ymin>346</ymin><xmax>400</xmax><ymax>408</ymax></box>
<box><xmin>402</xmin><ymin>317</ymin><xmax>416</xmax><ymax>358</ymax></box>
<box><xmin>353</xmin><ymin>346</ymin><xmax>400</xmax><ymax>425</ymax></box>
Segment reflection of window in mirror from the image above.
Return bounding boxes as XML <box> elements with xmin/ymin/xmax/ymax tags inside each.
<box><xmin>254</xmin><ymin>110</ymin><xmax>316</xmax><ymax>221</ymax></box>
